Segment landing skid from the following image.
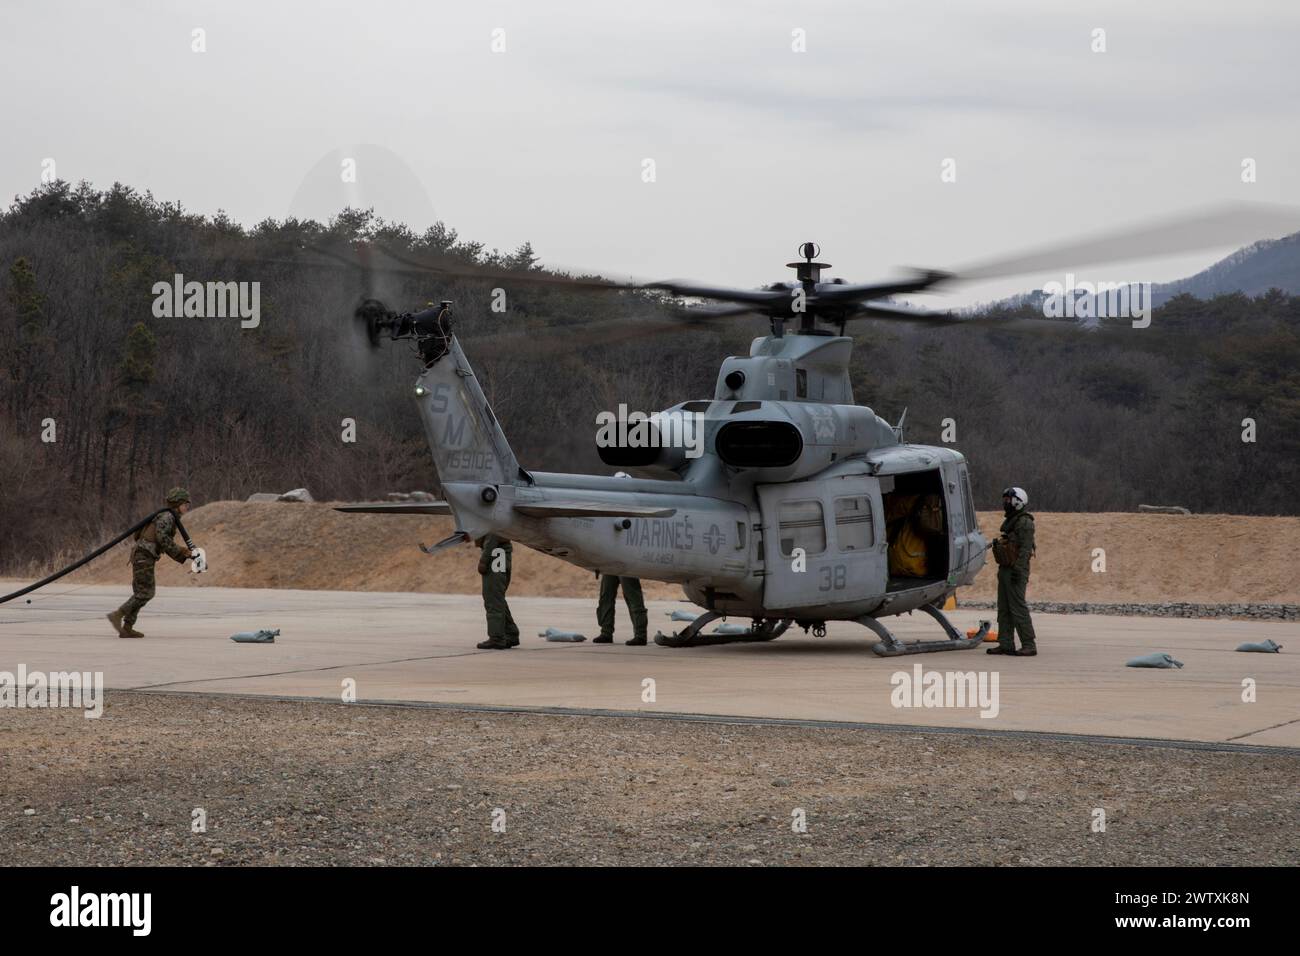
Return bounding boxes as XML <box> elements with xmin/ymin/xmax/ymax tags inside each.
<box><xmin>655</xmin><ymin>615</ymin><xmax>792</xmax><ymax>648</ymax></box>
<box><xmin>864</xmin><ymin>603</ymin><xmax>990</xmax><ymax>657</ymax></box>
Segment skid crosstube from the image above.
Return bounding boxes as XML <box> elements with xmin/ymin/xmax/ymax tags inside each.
<box><xmin>654</xmin><ymin>615</ymin><xmax>791</xmax><ymax>648</ymax></box>
<box><xmin>864</xmin><ymin>604</ymin><xmax>990</xmax><ymax>656</ymax></box>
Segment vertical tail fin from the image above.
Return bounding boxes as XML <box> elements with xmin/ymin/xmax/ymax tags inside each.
<box><xmin>414</xmin><ymin>336</ymin><xmax>520</xmax><ymax>490</ymax></box>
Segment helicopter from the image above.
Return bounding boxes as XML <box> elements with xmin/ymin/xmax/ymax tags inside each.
<box><xmin>334</xmin><ymin>205</ymin><xmax>1300</xmax><ymax>654</ymax></box>
<box><xmin>338</xmin><ymin>244</ymin><xmax>1015</xmax><ymax>655</ymax></box>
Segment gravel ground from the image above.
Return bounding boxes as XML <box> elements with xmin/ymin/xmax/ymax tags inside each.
<box><xmin>3</xmin><ymin>692</ymin><xmax>1296</xmax><ymax>866</ymax></box>
<box><xmin>961</xmin><ymin>600</ymin><xmax>1300</xmax><ymax>621</ymax></box>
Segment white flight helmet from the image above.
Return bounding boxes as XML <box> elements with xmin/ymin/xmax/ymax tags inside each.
<box><xmin>1002</xmin><ymin>486</ymin><xmax>1028</xmax><ymax>510</ymax></box>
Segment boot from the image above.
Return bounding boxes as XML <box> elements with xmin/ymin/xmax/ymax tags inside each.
<box><xmin>1016</xmin><ymin>646</ymin><xmax>1037</xmax><ymax>657</ymax></box>
<box><xmin>986</xmin><ymin>645</ymin><xmax>1018</xmax><ymax>655</ymax></box>
<box><xmin>122</xmin><ymin>628</ymin><xmax>145</xmax><ymax>639</ymax></box>
<box><xmin>506</xmin><ymin>635</ymin><xmax>520</xmax><ymax>647</ymax></box>
<box><xmin>592</xmin><ymin>634</ymin><xmax>614</xmax><ymax>644</ymax></box>
<box><xmin>625</xmin><ymin>634</ymin><xmax>648</xmax><ymax>647</ymax></box>
<box><xmin>106</xmin><ymin>610</ymin><xmax>125</xmax><ymax>636</ymax></box>
<box><xmin>476</xmin><ymin>638</ymin><xmax>511</xmax><ymax>650</ymax></box>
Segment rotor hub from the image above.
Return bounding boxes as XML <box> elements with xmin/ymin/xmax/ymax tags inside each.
<box><xmin>785</xmin><ymin>240</ymin><xmax>831</xmax><ymax>286</ymax></box>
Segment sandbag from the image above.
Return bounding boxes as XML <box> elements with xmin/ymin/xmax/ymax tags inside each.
<box><xmin>231</xmin><ymin>629</ymin><xmax>279</xmax><ymax>644</ymax></box>
<box><xmin>538</xmin><ymin>627</ymin><xmax>587</xmax><ymax>642</ymax></box>
<box><xmin>1235</xmin><ymin>639</ymin><xmax>1282</xmax><ymax>653</ymax></box>
<box><xmin>1126</xmin><ymin>652</ymin><xmax>1183</xmax><ymax>669</ymax></box>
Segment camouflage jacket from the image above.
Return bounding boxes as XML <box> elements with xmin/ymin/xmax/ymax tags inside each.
<box><xmin>134</xmin><ymin>509</ymin><xmax>191</xmax><ymax>564</ymax></box>
<box><xmin>998</xmin><ymin>510</ymin><xmax>1036</xmax><ymax>572</ymax></box>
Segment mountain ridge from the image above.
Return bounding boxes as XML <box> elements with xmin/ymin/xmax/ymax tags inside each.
<box><xmin>974</xmin><ymin>231</ymin><xmax>1300</xmax><ymax>313</ymax></box>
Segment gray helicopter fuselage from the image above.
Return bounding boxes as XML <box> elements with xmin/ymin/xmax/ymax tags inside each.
<box><xmin>415</xmin><ymin>331</ymin><xmax>986</xmax><ymax>623</ymax></box>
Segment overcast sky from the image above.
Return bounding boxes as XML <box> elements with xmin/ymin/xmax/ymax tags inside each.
<box><xmin>5</xmin><ymin>0</ymin><xmax>1299</xmax><ymax>306</ymax></box>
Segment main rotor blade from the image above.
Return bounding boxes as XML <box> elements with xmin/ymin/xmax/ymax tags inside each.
<box><xmin>816</xmin><ymin>270</ymin><xmax>953</xmax><ymax>303</ymax></box>
<box><xmin>308</xmin><ymin>241</ymin><xmax>638</xmax><ymax>292</ymax></box>
<box><xmin>669</xmin><ymin>303</ymin><xmax>760</xmax><ymax>320</ymax></box>
<box><xmin>643</xmin><ymin>279</ymin><xmax>791</xmax><ymax>306</ymax></box>
<box><xmin>954</xmin><ymin>201</ymin><xmax>1300</xmax><ymax>282</ymax></box>
<box><xmin>174</xmin><ymin>244</ymin><xmax>639</xmax><ymax>297</ymax></box>
<box><xmin>846</xmin><ymin>302</ymin><xmax>962</xmax><ymax>325</ymax></box>
<box><xmin>847</xmin><ymin>301</ymin><xmax>1144</xmax><ymax>337</ymax></box>
<box><xmin>362</xmin><ymin>242</ymin><xmax>639</xmax><ymax>292</ymax></box>
<box><xmin>462</xmin><ymin>314</ymin><xmax>720</xmax><ymax>360</ymax></box>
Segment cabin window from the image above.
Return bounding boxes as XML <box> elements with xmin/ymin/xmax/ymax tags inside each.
<box><xmin>960</xmin><ymin>468</ymin><xmax>977</xmax><ymax>534</ymax></box>
<box><xmin>796</xmin><ymin>368</ymin><xmax>808</xmax><ymax>398</ymax></box>
<box><xmin>834</xmin><ymin>495</ymin><xmax>875</xmax><ymax>550</ymax></box>
<box><xmin>778</xmin><ymin>499</ymin><xmax>826</xmax><ymax>557</ymax></box>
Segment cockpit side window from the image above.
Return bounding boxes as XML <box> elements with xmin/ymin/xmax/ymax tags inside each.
<box><xmin>834</xmin><ymin>495</ymin><xmax>875</xmax><ymax>550</ymax></box>
<box><xmin>778</xmin><ymin>499</ymin><xmax>826</xmax><ymax>556</ymax></box>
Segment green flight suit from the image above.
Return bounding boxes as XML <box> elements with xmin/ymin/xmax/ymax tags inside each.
<box><xmin>479</xmin><ymin>535</ymin><xmax>519</xmax><ymax>645</ymax></box>
<box><xmin>996</xmin><ymin>510</ymin><xmax>1037</xmax><ymax>652</ymax></box>
<box><xmin>596</xmin><ymin>574</ymin><xmax>648</xmax><ymax>641</ymax></box>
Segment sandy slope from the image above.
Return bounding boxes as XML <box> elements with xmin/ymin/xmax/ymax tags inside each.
<box><xmin>61</xmin><ymin>501</ymin><xmax>1300</xmax><ymax>605</ymax></box>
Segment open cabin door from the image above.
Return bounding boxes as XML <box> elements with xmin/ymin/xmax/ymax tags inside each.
<box><xmin>758</xmin><ymin>475</ymin><xmax>887</xmax><ymax>612</ymax></box>
<box><xmin>945</xmin><ymin>460</ymin><xmax>984</xmax><ymax>585</ymax></box>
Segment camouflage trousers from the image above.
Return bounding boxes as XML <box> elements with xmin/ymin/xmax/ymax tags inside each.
<box><xmin>597</xmin><ymin>575</ymin><xmax>647</xmax><ymax>640</ymax></box>
<box><xmin>481</xmin><ymin>567</ymin><xmax>519</xmax><ymax>642</ymax></box>
<box><xmin>996</xmin><ymin>565</ymin><xmax>1038</xmax><ymax>651</ymax></box>
<box><xmin>117</xmin><ymin>552</ymin><xmax>157</xmax><ymax>629</ymax></box>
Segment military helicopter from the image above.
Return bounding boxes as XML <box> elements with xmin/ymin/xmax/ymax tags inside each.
<box><xmin>340</xmin><ymin>246</ymin><xmax>1028</xmax><ymax>655</ymax></box>
<box><xmin>336</xmin><ymin>205</ymin><xmax>1299</xmax><ymax>654</ymax></box>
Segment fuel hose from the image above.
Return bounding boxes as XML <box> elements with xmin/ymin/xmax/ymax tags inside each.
<box><xmin>0</xmin><ymin>509</ymin><xmax>196</xmax><ymax>605</ymax></box>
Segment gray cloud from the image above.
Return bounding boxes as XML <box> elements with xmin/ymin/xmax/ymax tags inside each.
<box><xmin>2</xmin><ymin>0</ymin><xmax>1297</xmax><ymax>306</ymax></box>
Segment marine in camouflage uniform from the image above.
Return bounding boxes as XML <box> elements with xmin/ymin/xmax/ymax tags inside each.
<box><xmin>593</xmin><ymin>574</ymin><xmax>648</xmax><ymax>646</ymax></box>
<box><xmin>476</xmin><ymin>533</ymin><xmax>519</xmax><ymax>650</ymax></box>
<box><xmin>990</xmin><ymin>486</ymin><xmax>1038</xmax><ymax>657</ymax></box>
<box><xmin>107</xmin><ymin>487</ymin><xmax>194</xmax><ymax>639</ymax></box>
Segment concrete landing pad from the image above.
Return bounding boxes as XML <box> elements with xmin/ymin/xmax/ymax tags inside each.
<box><xmin>1</xmin><ymin>584</ymin><xmax>1296</xmax><ymax>747</ymax></box>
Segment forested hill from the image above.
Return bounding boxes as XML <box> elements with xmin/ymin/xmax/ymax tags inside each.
<box><xmin>979</xmin><ymin>230</ymin><xmax>1300</xmax><ymax>312</ymax></box>
<box><xmin>2</xmin><ymin>181</ymin><xmax>1299</xmax><ymax>569</ymax></box>
<box><xmin>1152</xmin><ymin>232</ymin><xmax>1300</xmax><ymax>303</ymax></box>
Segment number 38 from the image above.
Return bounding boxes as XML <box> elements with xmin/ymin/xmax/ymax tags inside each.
<box><xmin>818</xmin><ymin>564</ymin><xmax>847</xmax><ymax>591</ymax></box>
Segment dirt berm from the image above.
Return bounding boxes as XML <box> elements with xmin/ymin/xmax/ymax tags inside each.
<box><xmin>61</xmin><ymin>502</ymin><xmax>1300</xmax><ymax>605</ymax></box>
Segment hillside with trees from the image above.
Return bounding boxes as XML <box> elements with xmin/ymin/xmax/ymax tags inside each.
<box><xmin>2</xmin><ymin>181</ymin><xmax>1298</xmax><ymax>571</ymax></box>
